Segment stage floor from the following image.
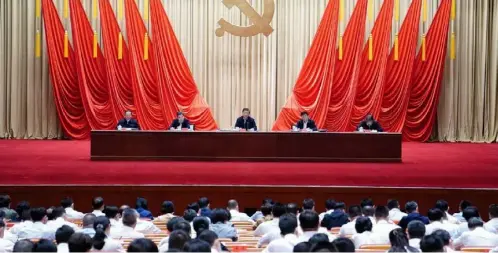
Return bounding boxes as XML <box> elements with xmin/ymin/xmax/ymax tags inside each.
<box><xmin>0</xmin><ymin>140</ymin><xmax>497</xmax><ymax>189</ymax></box>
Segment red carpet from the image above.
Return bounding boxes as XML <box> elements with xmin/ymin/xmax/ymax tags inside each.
<box><xmin>0</xmin><ymin>140</ymin><xmax>497</xmax><ymax>189</ymax></box>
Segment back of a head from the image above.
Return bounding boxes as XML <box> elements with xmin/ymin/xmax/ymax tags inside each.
<box><xmin>13</xmin><ymin>239</ymin><xmax>35</xmax><ymax>252</ymax></box>
<box><xmin>272</xmin><ymin>202</ymin><xmax>287</xmax><ymax>218</ymax></box>
<box><xmin>92</xmin><ymin>197</ymin><xmax>104</xmax><ymax>210</ymax></box>
<box><xmin>183</xmin><ymin>209</ymin><xmax>197</xmax><ymax>222</ymax></box>
<box><xmin>303</xmin><ymin>198</ymin><xmax>315</xmax><ymax>210</ymax></box>
<box><xmin>262</xmin><ymin>198</ymin><xmax>274</xmax><ymax>205</ymax></box>
<box><xmin>227</xmin><ymin>199</ymin><xmax>238</xmax><ymax>210</ymax></box>
<box><xmin>93</xmin><ymin>216</ymin><xmax>111</xmax><ymax>250</ymax></box>
<box><xmin>435</xmin><ymin>200</ymin><xmax>449</xmax><ymax>212</ymax></box>
<box><xmin>309</xmin><ymin>233</ymin><xmax>330</xmax><ymax>245</ymax></box>
<box><xmin>261</xmin><ymin>203</ymin><xmax>273</xmax><ymax>216</ymax></box>
<box><xmin>428</xmin><ymin>208</ymin><xmax>444</xmax><ymax>222</ymax></box>
<box><xmin>128</xmin><ymin>238</ymin><xmax>159</xmax><ymax>252</ymax></box>
<box><xmin>168</xmin><ymin>230</ymin><xmax>191</xmax><ymax>251</ymax></box>
<box><xmin>389</xmin><ymin>228</ymin><xmax>409</xmax><ymax>247</ymax></box>
<box><xmin>33</xmin><ymin>239</ymin><xmax>57</xmax><ymax>252</ymax></box>
<box><xmin>30</xmin><ymin>207</ymin><xmax>46</xmax><ymax>222</ymax></box>
<box><xmin>104</xmin><ymin>205</ymin><xmax>119</xmax><ymax>219</ymax></box>
<box><xmin>325</xmin><ymin>199</ymin><xmax>336</xmax><ymax>211</ymax></box>
<box><xmin>210</xmin><ymin>208</ymin><xmax>229</xmax><ymax>224</ymax></box>
<box><xmin>198</xmin><ymin>197</ymin><xmax>210</xmax><ymax>209</ymax></box>
<box><xmin>294</xmin><ymin>242</ymin><xmax>312</xmax><ymax>252</ymax></box>
<box><xmin>286</xmin><ymin>203</ymin><xmax>299</xmax><ymax>215</ymax></box>
<box><xmin>310</xmin><ymin>241</ymin><xmax>337</xmax><ymax>252</ymax></box>
<box><xmin>136</xmin><ymin>197</ymin><xmax>148</xmax><ymax>210</ymax></box>
<box><xmin>15</xmin><ymin>201</ymin><xmax>30</xmax><ymax>221</ymax></box>
<box><xmin>432</xmin><ymin>229</ymin><xmax>451</xmax><ymax>246</ymax></box>
<box><xmin>463</xmin><ymin>206</ymin><xmax>480</xmax><ymax>221</ymax></box>
<box><xmin>183</xmin><ymin>239</ymin><xmax>212</xmax><ymax>252</ymax></box>
<box><xmin>331</xmin><ymin>238</ymin><xmax>355</xmax><ymax>252</ymax></box>
<box><xmin>188</xmin><ymin>202</ymin><xmax>200</xmax><ymax>213</ymax></box>
<box><xmin>51</xmin><ymin>206</ymin><xmax>66</xmax><ymax>219</ymax></box>
<box><xmin>468</xmin><ymin>217</ymin><xmax>484</xmax><ymax>229</ymax></box>
<box><xmin>489</xmin><ymin>204</ymin><xmax>498</xmax><ymax>219</ymax></box>
<box><xmin>460</xmin><ymin>200</ymin><xmax>473</xmax><ymax>211</ymax></box>
<box><xmin>197</xmin><ymin>230</ymin><xmax>218</xmax><ymax>247</ymax></box>
<box><xmin>279</xmin><ymin>213</ymin><xmax>298</xmax><ymax>236</ymax></box>
<box><xmin>420</xmin><ymin>235</ymin><xmax>444</xmax><ymax>252</ymax></box>
<box><xmin>355</xmin><ymin>216</ymin><xmax>373</xmax><ymax>234</ymax></box>
<box><xmin>68</xmin><ymin>233</ymin><xmax>93</xmax><ymax>252</ymax></box>
<box><xmin>173</xmin><ymin>220</ymin><xmax>192</xmax><ymax>234</ymax></box>
<box><xmin>387</xmin><ymin>199</ymin><xmax>400</xmax><ymax>210</ymax></box>
<box><xmin>334</xmin><ymin>202</ymin><xmax>346</xmax><ymax>211</ymax></box>
<box><xmin>348</xmin><ymin>205</ymin><xmax>362</xmax><ymax>218</ymax></box>
<box><xmin>60</xmin><ymin>197</ymin><xmax>73</xmax><ymax>208</ymax></box>
<box><xmin>299</xmin><ymin>210</ymin><xmax>319</xmax><ymax>231</ymax></box>
<box><xmin>193</xmin><ymin>216</ymin><xmax>210</xmax><ymax>234</ymax></box>
<box><xmin>362</xmin><ymin>206</ymin><xmax>374</xmax><ymax>217</ymax></box>
<box><xmin>0</xmin><ymin>195</ymin><xmax>11</xmax><ymax>208</ymax></box>
<box><xmin>122</xmin><ymin>208</ymin><xmax>138</xmax><ymax>227</ymax></box>
<box><xmin>405</xmin><ymin>201</ymin><xmax>418</xmax><ymax>214</ymax></box>
<box><xmin>167</xmin><ymin>217</ymin><xmax>185</xmax><ymax>233</ymax></box>
<box><xmin>360</xmin><ymin>198</ymin><xmax>374</xmax><ymax>208</ymax></box>
<box><xmin>374</xmin><ymin>206</ymin><xmax>389</xmax><ymax>219</ymax></box>
<box><xmin>161</xmin><ymin>201</ymin><xmax>175</xmax><ymax>214</ymax></box>
<box><xmin>56</xmin><ymin>225</ymin><xmax>75</xmax><ymax>244</ymax></box>
<box><xmin>407</xmin><ymin>220</ymin><xmax>426</xmax><ymax>239</ymax></box>
<box><xmin>82</xmin><ymin>213</ymin><xmax>96</xmax><ymax>227</ymax></box>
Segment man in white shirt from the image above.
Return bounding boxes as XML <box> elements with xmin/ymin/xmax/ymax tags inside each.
<box><xmin>55</xmin><ymin>225</ymin><xmax>75</xmax><ymax>253</ymax></box>
<box><xmin>435</xmin><ymin>200</ymin><xmax>459</xmax><ymax>224</ymax></box>
<box><xmin>407</xmin><ymin>220</ymin><xmax>425</xmax><ymax>249</ymax></box>
<box><xmin>485</xmin><ymin>204</ymin><xmax>498</xmax><ymax>234</ymax></box>
<box><xmin>352</xmin><ymin>216</ymin><xmax>384</xmax><ymax>249</ymax></box>
<box><xmin>362</xmin><ymin>206</ymin><xmax>376</xmax><ymax>225</ymax></box>
<box><xmin>103</xmin><ymin>206</ymin><xmax>122</xmax><ymax>232</ymax></box>
<box><xmin>111</xmin><ymin>208</ymin><xmax>144</xmax><ymax>239</ymax></box>
<box><xmin>134</xmin><ymin>210</ymin><xmax>161</xmax><ymax>234</ymax></box>
<box><xmin>255</xmin><ymin>203</ymin><xmax>286</xmax><ymax>237</ymax></box>
<box><xmin>0</xmin><ymin>220</ymin><xmax>14</xmax><ymax>253</ymax></box>
<box><xmin>455</xmin><ymin>206</ymin><xmax>480</xmax><ymax>239</ymax></box>
<box><xmin>453</xmin><ymin>200</ymin><xmax>473</xmax><ymax>223</ymax></box>
<box><xmin>264</xmin><ymin>214</ymin><xmax>298</xmax><ymax>252</ymax></box>
<box><xmin>425</xmin><ymin>208</ymin><xmax>458</xmax><ymax>237</ymax></box>
<box><xmin>46</xmin><ymin>207</ymin><xmax>79</xmax><ymax>232</ymax></box>
<box><xmin>18</xmin><ymin>207</ymin><xmax>55</xmax><ymax>240</ymax></box>
<box><xmin>387</xmin><ymin>199</ymin><xmax>407</xmax><ymax>222</ymax></box>
<box><xmin>296</xmin><ymin>210</ymin><xmax>335</xmax><ymax>243</ymax></box>
<box><xmin>339</xmin><ymin>205</ymin><xmax>362</xmax><ymax>237</ymax></box>
<box><xmin>319</xmin><ymin>199</ymin><xmax>336</xmax><ymax>221</ymax></box>
<box><xmin>453</xmin><ymin>217</ymin><xmax>498</xmax><ymax>250</ymax></box>
<box><xmin>61</xmin><ymin>197</ymin><xmax>84</xmax><ymax>220</ymax></box>
<box><xmin>372</xmin><ymin>206</ymin><xmax>399</xmax><ymax>244</ymax></box>
<box><xmin>227</xmin><ymin>200</ymin><xmax>254</xmax><ymax>223</ymax></box>
<box><xmin>91</xmin><ymin>197</ymin><xmax>105</xmax><ymax>217</ymax></box>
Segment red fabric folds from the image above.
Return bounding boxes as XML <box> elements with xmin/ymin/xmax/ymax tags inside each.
<box><xmin>124</xmin><ymin>0</ymin><xmax>167</xmax><ymax>130</ymax></box>
<box><xmin>378</xmin><ymin>0</ymin><xmax>422</xmax><ymax>132</ymax></box>
<box><xmin>42</xmin><ymin>0</ymin><xmax>90</xmax><ymax>139</ymax></box>
<box><xmin>150</xmin><ymin>0</ymin><xmax>217</xmax><ymax>130</ymax></box>
<box><xmin>69</xmin><ymin>0</ymin><xmax>117</xmax><ymax>129</ymax></box>
<box><xmin>272</xmin><ymin>0</ymin><xmax>340</xmax><ymax>130</ymax></box>
<box><xmin>404</xmin><ymin>0</ymin><xmax>451</xmax><ymax>141</ymax></box>
<box><xmin>325</xmin><ymin>0</ymin><xmax>368</xmax><ymax>132</ymax></box>
<box><xmin>99</xmin><ymin>0</ymin><xmax>135</xmax><ymax>116</ymax></box>
<box><xmin>349</xmin><ymin>0</ymin><xmax>394</xmax><ymax>130</ymax></box>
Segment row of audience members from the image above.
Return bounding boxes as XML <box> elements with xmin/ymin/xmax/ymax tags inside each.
<box><xmin>1</xmin><ymin>195</ymin><xmax>498</xmax><ymax>252</ymax></box>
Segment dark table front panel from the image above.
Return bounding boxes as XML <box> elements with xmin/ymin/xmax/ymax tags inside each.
<box><xmin>90</xmin><ymin>131</ymin><xmax>402</xmax><ymax>162</ymax></box>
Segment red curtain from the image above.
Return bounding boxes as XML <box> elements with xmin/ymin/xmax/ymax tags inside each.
<box><xmin>404</xmin><ymin>0</ymin><xmax>451</xmax><ymax>141</ymax></box>
<box><xmin>42</xmin><ymin>0</ymin><xmax>90</xmax><ymax>139</ymax></box>
<box><xmin>272</xmin><ymin>0</ymin><xmax>340</xmax><ymax>130</ymax></box>
<box><xmin>70</xmin><ymin>0</ymin><xmax>117</xmax><ymax>129</ymax></box>
<box><xmin>150</xmin><ymin>0</ymin><xmax>217</xmax><ymax>130</ymax></box>
<box><xmin>99</xmin><ymin>0</ymin><xmax>135</xmax><ymax>117</ymax></box>
<box><xmin>349</xmin><ymin>0</ymin><xmax>394</xmax><ymax>130</ymax></box>
<box><xmin>325</xmin><ymin>0</ymin><xmax>368</xmax><ymax>132</ymax></box>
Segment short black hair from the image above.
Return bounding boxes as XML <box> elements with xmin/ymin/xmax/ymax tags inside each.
<box><xmin>197</xmin><ymin>230</ymin><xmax>218</xmax><ymax>247</ymax></box>
<box><xmin>161</xmin><ymin>201</ymin><xmax>175</xmax><ymax>214</ymax></box>
<box><xmin>303</xmin><ymin>198</ymin><xmax>315</xmax><ymax>210</ymax></box>
<box><xmin>428</xmin><ymin>208</ymin><xmax>444</xmax><ymax>222</ymax></box>
<box><xmin>198</xmin><ymin>197</ymin><xmax>210</xmax><ymax>208</ymax></box>
<box><xmin>0</xmin><ymin>195</ymin><xmax>11</xmax><ymax>208</ymax></box>
<box><xmin>272</xmin><ymin>202</ymin><xmax>286</xmax><ymax>218</ymax></box>
<box><xmin>300</xmin><ymin>111</ymin><xmax>309</xmax><ymax>116</ymax></box>
<box><xmin>227</xmin><ymin>200</ymin><xmax>238</xmax><ymax>210</ymax></box>
<box><xmin>299</xmin><ymin>210</ymin><xmax>319</xmax><ymax>231</ymax></box>
<box><xmin>460</xmin><ymin>200</ymin><xmax>473</xmax><ymax>211</ymax></box>
<box><xmin>128</xmin><ymin>238</ymin><xmax>159</xmax><ymax>252</ymax></box>
<box><xmin>13</xmin><ymin>239</ymin><xmax>35</xmax><ymax>252</ymax></box>
<box><xmin>68</xmin><ymin>233</ymin><xmax>93</xmax><ymax>252</ymax></box>
<box><xmin>468</xmin><ymin>217</ymin><xmax>484</xmax><ymax>229</ymax></box>
<box><xmin>173</xmin><ymin>220</ymin><xmax>192</xmax><ymax>234</ymax></box>
<box><xmin>374</xmin><ymin>206</ymin><xmax>389</xmax><ymax>219</ymax></box>
<box><xmin>183</xmin><ymin>209</ymin><xmax>197</xmax><ymax>222</ymax></box>
<box><xmin>60</xmin><ymin>197</ymin><xmax>73</xmax><ymax>208</ymax></box>
<box><xmin>332</xmin><ymin>238</ymin><xmax>355</xmax><ymax>252</ymax></box>
<box><xmin>51</xmin><ymin>206</ymin><xmax>65</xmax><ymax>219</ymax></box>
<box><xmin>167</xmin><ymin>217</ymin><xmax>185</xmax><ymax>232</ymax></box>
<box><xmin>177</xmin><ymin>111</ymin><xmax>184</xmax><ymax>116</ymax></box>
<box><xmin>15</xmin><ymin>201</ymin><xmax>31</xmax><ymax>221</ymax></box>
<box><xmin>262</xmin><ymin>198</ymin><xmax>274</xmax><ymax>205</ymax></box>
<box><xmin>360</xmin><ymin>198</ymin><xmax>374</xmax><ymax>208</ymax></box>
<box><xmin>104</xmin><ymin>205</ymin><xmax>119</xmax><ymax>219</ymax></box>
<box><xmin>405</xmin><ymin>201</ymin><xmax>418</xmax><ymax>213</ymax></box>
<box><xmin>136</xmin><ymin>197</ymin><xmax>148</xmax><ymax>210</ymax></box>
<box><xmin>407</xmin><ymin>220</ymin><xmax>426</xmax><ymax>239</ymax></box>
<box><xmin>82</xmin><ymin>213</ymin><xmax>96</xmax><ymax>227</ymax></box>
<box><xmin>168</xmin><ymin>230</ymin><xmax>191</xmax><ymax>251</ymax></box>
<box><xmin>387</xmin><ymin>199</ymin><xmax>400</xmax><ymax>210</ymax></box>
<box><xmin>309</xmin><ymin>233</ymin><xmax>330</xmax><ymax>245</ymax></box>
<box><xmin>293</xmin><ymin>242</ymin><xmax>312</xmax><ymax>252</ymax></box>
<box><xmin>432</xmin><ymin>229</ymin><xmax>451</xmax><ymax>246</ymax></box>
<box><xmin>55</xmin><ymin>225</ymin><xmax>75</xmax><ymax>244</ymax></box>
<box><xmin>325</xmin><ymin>199</ymin><xmax>336</xmax><ymax>210</ymax></box>
<box><xmin>489</xmin><ymin>204</ymin><xmax>498</xmax><ymax>219</ymax></box>
<box><xmin>187</xmin><ymin>202</ymin><xmax>200</xmax><ymax>213</ymax></box>
<box><xmin>355</xmin><ymin>216</ymin><xmax>373</xmax><ymax>233</ymax></box>
<box><xmin>30</xmin><ymin>207</ymin><xmax>46</xmax><ymax>222</ymax></box>
<box><xmin>463</xmin><ymin>206</ymin><xmax>480</xmax><ymax>221</ymax></box>
<box><xmin>334</xmin><ymin>202</ymin><xmax>346</xmax><ymax>210</ymax></box>
<box><xmin>261</xmin><ymin>204</ymin><xmax>273</xmax><ymax>216</ymax></box>
<box><xmin>420</xmin><ymin>235</ymin><xmax>444</xmax><ymax>252</ymax></box>
<box><xmin>362</xmin><ymin>206</ymin><xmax>374</xmax><ymax>217</ymax></box>
<box><xmin>92</xmin><ymin>197</ymin><xmax>104</xmax><ymax>210</ymax></box>
<box><xmin>242</xmin><ymin>108</ymin><xmax>250</xmax><ymax>113</ymax></box>
<box><xmin>33</xmin><ymin>239</ymin><xmax>57</xmax><ymax>252</ymax></box>
<box><xmin>310</xmin><ymin>241</ymin><xmax>337</xmax><ymax>252</ymax></box>
<box><xmin>193</xmin><ymin>216</ymin><xmax>210</xmax><ymax>234</ymax></box>
<box><xmin>286</xmin><ymin>203</ymin><xmax>299</xmax><ymax>215</ymax></box>
<box><xmin>210</xmin><ymin>208</ymin><xmax>229</xmax><ymax>224</ymax></box>
<box><xmin>435</xmin><ymin>200</ymin><xmax>449</xmax><ymax>212</ymax></box>
<box><xmin>278</xmin><ymin>213</ymin><xmax>298</xmax><ymax>235</ymax></box>
<box><xmin>122</xmin><ymin>208</ymin><xmax>138</xmax><ymax>227</ymax></box>
<box><xmin>348</xmin><ymin>205</ymin><xmax>362</xmax><ymax>218</ymax></box>
<box><xmin>183</xmin><ymin>239</ymin><xmax>211</xmax><ymax>252</ymax></box>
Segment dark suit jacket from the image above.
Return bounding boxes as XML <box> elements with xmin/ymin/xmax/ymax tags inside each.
<box><xmin>117</xmin><ymin>118</ymin><xmax>140</xmax><ymax>130</ymax></box>
<box><xmin>235</xmin><ymin>116</ymin><xmax>257</xmax><ymax>131</ymax></box>
<box><xmin>295</xmin><ymin>119</ymin><xmax>318</xmax><ymax>131</ymax></box>
<box><xmin>357</xmin><ymin>120</ymin><xmax>384</xmax><ymax>132</ymax></box>
<box><xmin>398</xmin><ymin>213</ymin><xmax>430</xmax><ymax>231</ymax></box>
<box><xmin>170</xmin><ymin>119</ymin><xmax>191</xmax><ymax>129</ymax></box>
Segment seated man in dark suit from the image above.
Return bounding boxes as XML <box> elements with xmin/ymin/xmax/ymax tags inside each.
<box><xmin>398</xmin><ymin>201</ymin><xmax>430</xmax><ymax>231</ymax></box>
<box><xmin>117</xmin><ymin>110</ymin><xmax>140</xmax><ymax>130</ymax></box>
<box><xmin>294</xmin><ymin>111</ymin><xmax>318</xmax><ymax>131</ymax></box>
<box><xmin>357</xmin><ymin>114</ymin><xmax>383</xmax><ymax>132</ymax></box>
<box><xmin>169</xmin><ymin>112</ymin><xmax>191</xmax><ymax>130</ymax></box>
<box><xmin>234</xmin><ymin>108</ymin><xmax>257</xmax><ymax>131</ymax></box>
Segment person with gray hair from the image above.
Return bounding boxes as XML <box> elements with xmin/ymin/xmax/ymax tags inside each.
<box><xmin>453</xmin><ymin>217</ymin><xmax>498</xmax><ymax>249</ymax></box>
<box><xmin>80</xmin><ymin>213</ymin><xmax>96</xmax><ymax>237</ymax></box>
<box><xmin>227</xmin><ymin>199</ymin><xmax>253</xmax><ymax>223</ymax></box>
<box><xmin>110</xmin><ymin>208</ymin><xmax>144</xmax><ymax>239</ymax></box>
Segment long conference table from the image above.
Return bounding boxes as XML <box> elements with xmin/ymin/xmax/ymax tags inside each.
<box><xmin>91</xmin><ymin>130</ymin><xmax>402</xmax><ymax>162</ymax></box>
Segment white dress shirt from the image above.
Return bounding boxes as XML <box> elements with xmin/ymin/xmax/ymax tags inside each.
<box><xmin>0</xmin><ymin>238</ymin><xmax>14</xmax><ymax>253</ymax></box>
<box><xmin>372</xmin><ymin>219</ymin><xmax>400</xmax><ymax>244</ymax></box>
<box><xmin>100</xmin><ymin>238</ymin><xmax>124</xmax><ymax>252</ymax></box>
<box><xmin>64</xmin><ymin>207</ymin><xmax>84</xmax><ymax>219</ymax></box>
<box><xmin>485</xmin><ymin>218</ymin><xmax>498</xmax><ymax>234</ymax></box>
<box><xmin>8</xmin><ymin>221</ymin><xmax>33</xmax><ymax>235</ymax></box>
<box><xmin>17</xmin><ymin>221</ymin><xmax>55</xmax><ymax>240</ymax></box>
<box><xmin>229</xmin><ymin>210</ymin><xmax>255</xmax><ymax>223</ymax></box>
<box><xmin>453</xmin><ymin>212</ymin><xmax>466</xmax><ymax>223</ymax></box>
<box><xmin>339</xmin><ymin>218</ymin><xmax>358</xmax><ymax>237</ymax></box>
<box><xmin>57</xmin><ymin>243</ymin><xmax>69</xmax><ymax>253</ymax></box>
<box><xmin>455</xmin><ymin>222</ymin><xmax>470</xmax><ymax>239</ymax></box>
<box><xmin>319</xmin><ymin>210</ymin><xmax>334</xmax><ymax>221</ymax></box>
<box><xmin>296</xmin><ymin>230</ymin><xmax>336</xmax><ymax>243</ymax></box>
<box><xmin>264</xmin><ymin>234</ymin><xmax>298</xmax><ymax>252</ymax></box>
<box><xmin>352</xmin><ymin>231</ymin><xmax>384</xmax><ymax>249</ymax></box>
<box><xmin>92</xmin><ymin>210</ymin><xmax>105</xmax><ymax>217</ymax></box>
<box><xmin>254</xmin><ymin>218</ymin><xmax>279</xmax><ymax>237</ymax></box>
<box><xmin>389</xmin><ymin>208</ymin><xmax>408</xmax><ymax>222</ymax></box>
<box><xmin>3</xmin><ymin>231</ymin><xmax>17</xmax><ymax>244</ymax></box>
<box><xmin>453</xmin><ymin>227</ymin><xmax>498</xmax><ymax>249</ymax></box>
<box><xmin>409</xmin><ymin>238</ymin><xmax>421</xmax><ymax>249</ymax></box>
<box><xmin>444</xmin><ymin>212</ymin><xmax>459</xmax><ymax>224</ymax></box>
<box><xmin>47</xmin><ymin>217</ymin><xmax>79</xmax><ymax>231</ymax></box>
<box><xmin>111</xmin><ymin>225</ymin><xmax>144</xmax><ymax>239</ymax></box>
<box><xmin>135</xmin><ymin>219</ymin><xmax>161</xmax><ymax>234</ymax></box>
<box><xmin>258</xmin><ymin>230</ymin><xmax>281</xmax><ymax>247</ymax></box>
<box><xmin>425</xmin><ymin>221</ymin><xmax>459</xmax><ymax>238</ymax></box>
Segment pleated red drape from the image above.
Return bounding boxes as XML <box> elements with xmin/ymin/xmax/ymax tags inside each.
<box><xmin>404</xmin><ymin>0</ymin><xmax>451</xmax><ymax>141</ymax></box>
<box><xmin>378</xmin><ymin>0</ymin><xmax>422</xmax><ymax>132</ymax></box>
<box><xmin>124</xmin><ymin>0</ymin><xmax>167</xmax><ymax>130</ymax></box>
<box><xmin>150</xmin><ymin>0</ymin><xmax>217</xmax><ymax>130</ymax></box>
<box><xmin>99</xmin><ymin>0</ymin><xmax>135</xmax><ymax>116</ymax></box>
<box><xmin>325</xmin><ymin>0</ymin><xmax>368</xmax><ymax>132</ymax></box>
<box><xmin>70</xmin><ymin>0</ymin><xmax>117</xmax><ymax>129</ymax></box>
<box><xmin>349</xmin><ymin>0</ymin><xmax>394</xmax><ymax>130</ymax></box>
<box><xmin>42</xmin><ymin>0</ymin><xmax>90</xmax><ymax>139</ymax></box>
<box><xmin>272</xmin><ymin>0</ymin><xmax>340</xmax><ymax>130</ymax></box>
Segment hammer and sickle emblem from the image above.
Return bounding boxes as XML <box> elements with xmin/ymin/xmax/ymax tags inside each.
<box><xmin>215</xmin><ymin>0</ymin><xmax>275</xmax><ymax>37</ymax></box>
